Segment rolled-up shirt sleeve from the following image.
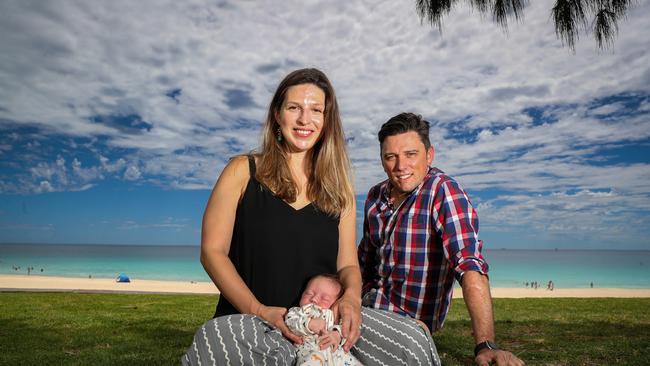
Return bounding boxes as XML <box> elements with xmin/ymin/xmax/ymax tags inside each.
<box><xmin>436</xmin><ymin>179</ymin><xmax>489</xmax><ymax>283</ymax></box>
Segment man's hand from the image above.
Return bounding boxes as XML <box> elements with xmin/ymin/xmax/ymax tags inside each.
<box><xmin>331</xmin><ymin>294</ymin><xmax>362</xmax><ymax>352</ymax></box>
<box><xmin>257</xmin><ymin>304</ymin><xmax>303</xmax><ymax>344</ymax></box>
<box><xmin>475</xmin><ymin>349</ymin><xmax>525</xmax><ymax>366</ymax></box>
<box><xmin>318</xmin><ymin>330</ymin><xmax>342</xmax><ymax>351</ymax></box>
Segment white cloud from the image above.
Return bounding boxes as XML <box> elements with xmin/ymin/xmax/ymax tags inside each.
<box><xmin>123</xmin><ymin>165</ymin><xmax>141</xmax><ymax>181</ymax></box>
<box><xmin>479</xmin><ymin>188</ymin><xmax>649</xmax><ymax>244</ymax></box>
<box><xmin>1</xmin><ymin>1</ymin><xmax>645</xmax><ymax>152</ymax></box>
<box><xmin>99</xmin><ymin>156</ymin><xmax>127</xmax><ymax>173</ymax></box>
<box><xmin>589</xmin><ymin>102</ymin><xmax>627</xmax><ymax>116</ymax></box>
<box><xmin>1</xmin><ymin>0</ymin><xmax>649</xmax><ymax>247</ymax></box>
<box><xmin>117</xmin><ymin>217</ymin><xmax>189</xmax><ymax>230</ymax></box>
<box><xmin>38</xmin><ymin>180</ymin><xmax>54</xmax><ymax>193</ymax></box>
<box><xmin>0</xmin><ymin>222</ymin><xmax>55</xmax><ymax>231</ymax></box>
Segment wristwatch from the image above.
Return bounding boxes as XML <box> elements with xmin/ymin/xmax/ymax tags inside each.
<box><xmin>474</xmin><ymin>340</ymin><xmax>499</xmax><ymax>356</ymax></box>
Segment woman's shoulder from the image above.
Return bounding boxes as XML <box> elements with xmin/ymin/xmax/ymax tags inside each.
<box><xmin>228</xmin><ymin>153</ymin><xmax>262</xmax><ymax>168</ymax></box>
<box><xmin>228</xmin><ymin>154</ymin><xmax>250</xmax><ymax>167</ymax></box>
<box><xmin>219</xmin><ymin>155</ymin><xmax>253</xmax><ymax>188</ymax></box>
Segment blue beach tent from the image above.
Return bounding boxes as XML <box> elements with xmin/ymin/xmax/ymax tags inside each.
<box><xmin>116</xmin><ymin>273</ymin><xmax>131</xmax><ymax>283</ymax></box>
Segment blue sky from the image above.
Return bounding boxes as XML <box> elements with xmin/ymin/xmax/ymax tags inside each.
<box><xmin>1</xmin><ymin>1</ymin><xmax>649</xmax><ymax>249</ymax></box>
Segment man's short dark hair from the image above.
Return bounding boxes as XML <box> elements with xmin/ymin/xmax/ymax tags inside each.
<box><xmin>378</xmin><ymin>112</ymin><xmax>431</xmax><ymax>150</ymax></box>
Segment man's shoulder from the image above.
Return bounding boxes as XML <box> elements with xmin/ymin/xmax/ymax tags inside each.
<box><xmin>421</xmin><ymin>168</ymin><xmax>471</xmax><ymax>200</ymax></box>
<box><xmin>425</xmin><ymin>167</ymin><xmax>458</xmax><ymax>187</ymax></box>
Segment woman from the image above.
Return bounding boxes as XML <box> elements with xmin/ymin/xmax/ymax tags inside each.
<box><xmin>183</xmin><ymin>68</ymin><xmax>437</xmax><ymax>365</ymax></box>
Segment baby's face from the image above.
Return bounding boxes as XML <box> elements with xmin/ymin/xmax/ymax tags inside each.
<box><xmin>299</xmin><ymin>277</ymin><xmax>340</xmax><ymax>308</ymax></box>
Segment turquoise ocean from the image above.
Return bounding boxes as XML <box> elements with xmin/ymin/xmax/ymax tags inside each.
<box><xmin>1</xmin><ymin>244</ymin><xmax>649</xmax><ymax>288</ymax></box>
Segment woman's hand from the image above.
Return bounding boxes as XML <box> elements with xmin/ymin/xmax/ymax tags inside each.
<box><xmin>331</xmin><ymin>294</ymin><xmax>362</xmax><ymax>352</ymax></box>
<box><xmin>257</xmin><ymin>304</ymin><xmax>303</xmax><ymax>344</ymax></box>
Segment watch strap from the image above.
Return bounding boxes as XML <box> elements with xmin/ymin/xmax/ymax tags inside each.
<box><xmin>474</xmin><ymin>340</ymin><xmax>499</xmax><ymax>356</ymax></box>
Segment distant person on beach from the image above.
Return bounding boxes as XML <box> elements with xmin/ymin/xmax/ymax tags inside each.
<box><xmin>285</xmin><ymin>274</ymin><xmax>362</xmax><ymax>366</ymax></box>
<box><xmin>183</xmin><ymin>69</ymin><xmax>435</xmax><ymax>365</ymax></box>
<box><xmin>358</xmin><ymin>113</ymin><xmax>524</xmax><ymax>366</ymax></box>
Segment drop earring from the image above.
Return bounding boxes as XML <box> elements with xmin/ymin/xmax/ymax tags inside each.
<box><xmin>276</xmin><ymin>127</ymin><xmax>282</xmax><ymax>142</ymax></box>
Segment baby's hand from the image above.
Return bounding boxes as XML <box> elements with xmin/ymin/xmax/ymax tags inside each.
<box><xmin>308</xmin><ymin>317</ymin><xmax>326</xmax><ymax>334</ymax></box>
<box><xmin>318</xmin><ymin>330</ymin><xmax>342</xmax><ymax>351</ymax></box>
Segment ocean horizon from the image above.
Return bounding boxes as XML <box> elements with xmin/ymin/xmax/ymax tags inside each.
<box><xmin>1</xmin><ymin>243</ymin><xmax>649</xmax><ymax>289</ymax></box>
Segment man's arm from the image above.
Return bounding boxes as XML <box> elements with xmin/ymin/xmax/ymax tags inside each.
<box><xmin>436</xmin><ymin>178</ymin><xmax>524</xmax><ymax>365</ymax></box>
<box><xmin>462</xmin><ymin>271</ymin><xmax>525</xmax><ymax>366</ymax></box>
<box><xmin>461</xmin><ymin>271</ymin><xmax>495</xmax><ymax>343</ymax></box>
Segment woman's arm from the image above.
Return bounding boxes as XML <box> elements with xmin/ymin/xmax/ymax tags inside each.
<box><xmin>332</xmin><ymin>199</ymin><xmax>362</xmax><ymax>352</ymax></box>
<box><xmin>201</xmin><ymin>155</ymin><xmax>301</xmax><ymax>343</ymax></box>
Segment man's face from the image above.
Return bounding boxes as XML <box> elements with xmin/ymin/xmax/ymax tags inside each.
<box><xmin>381</xmin><ymin>131</ymin><xmax>433</xmax><ymax>194</ymax></box>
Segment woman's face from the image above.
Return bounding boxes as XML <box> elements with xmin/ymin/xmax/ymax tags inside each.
<box><xmin>275</xmin><ymin>83</ymin><xmax>326</xmax><ymax>153</ymax></box>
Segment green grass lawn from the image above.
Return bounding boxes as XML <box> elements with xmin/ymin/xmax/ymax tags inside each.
<box><xmin>1</xmin><ymin>292</ymin><xmax>648</xmax><ymax>365</ymax></box>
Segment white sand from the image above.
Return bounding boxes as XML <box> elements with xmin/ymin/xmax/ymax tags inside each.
<box><xmin>1</xmin><ymin>274</ymin><xmax>649</xmax><ymax>297</ymax></box>
<box><xmin>0</xmin><ymin>275</ymin><xmax>218</xmax><ymax>294</ymax></box>
<box><xmin>484</xmin><ymin>287</ymin><xmax>650</xmax><ymax>298</ymax></box>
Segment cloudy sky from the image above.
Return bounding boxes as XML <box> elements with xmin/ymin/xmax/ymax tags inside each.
<box><xmin>1</xmin><ymin>0</ymin><xmax>649</xmax><ymax>249</ymax></box>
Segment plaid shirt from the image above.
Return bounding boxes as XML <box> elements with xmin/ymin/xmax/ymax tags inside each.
<box><xmin>358</xmin><ymin>167</ymin><xmax>488</xmax><ymax>332</ymax></box>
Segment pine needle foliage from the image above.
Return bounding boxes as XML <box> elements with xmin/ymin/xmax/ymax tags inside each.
<box><xmin>415</xmin><ymin>0</ymin><xmax>636</xmax><ymax>51</ymax></box>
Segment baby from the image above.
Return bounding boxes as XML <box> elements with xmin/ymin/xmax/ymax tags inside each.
<box><xmin>285</xmin><ymin>274</ymin><xmax>363</xmax><ymax>366</ymax></box>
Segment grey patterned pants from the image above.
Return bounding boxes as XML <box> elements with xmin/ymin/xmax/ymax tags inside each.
<box><xmin>182</xmin><ymin>307</ymin><xmax>440</xmax><ymax>366</ymax></box>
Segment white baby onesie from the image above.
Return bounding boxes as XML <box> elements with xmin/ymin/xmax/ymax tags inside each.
<box><xmin>285</xmin><ymin>303</ymin><xmax>363</xmax><ymax>366</ymax></box>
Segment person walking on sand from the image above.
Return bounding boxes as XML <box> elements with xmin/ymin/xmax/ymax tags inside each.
<box><xmin>359</xmin><ymin>113</ymin><xmax>524</xmax><ymax>366</ymax></box>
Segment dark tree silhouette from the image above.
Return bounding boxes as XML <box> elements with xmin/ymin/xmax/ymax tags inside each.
<box><xmin>416</xmin><ymin>0</ymin><xmax>635</xmax><ymax>51</ymax></box>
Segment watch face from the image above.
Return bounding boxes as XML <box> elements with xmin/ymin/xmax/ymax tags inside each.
<box><xmin>486</xmin><ymin>341</ymin><xmax>498</xmax><ymax>349</ymax></box>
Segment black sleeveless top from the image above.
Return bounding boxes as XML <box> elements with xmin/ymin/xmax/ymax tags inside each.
<box><xmin>215</xmin><ymin>156</ymin><xmax>339</xmax><ymax>317</ymax></box>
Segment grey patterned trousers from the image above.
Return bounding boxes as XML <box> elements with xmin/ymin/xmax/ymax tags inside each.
<box><xmin>182</xmin><ymin>307</ymin><xmax>441</xmax><ymax>366</ymax></box>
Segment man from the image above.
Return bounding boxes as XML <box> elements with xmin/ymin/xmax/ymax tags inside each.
<box><xmin>358</xmin><ymin>112</ymin><xmax>524</xmax><ymax>366</ymax></box>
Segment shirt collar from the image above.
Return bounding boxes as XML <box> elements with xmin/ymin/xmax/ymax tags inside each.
<box><xmin>380</xmin><ymin>166</ymin><xmax>434</xmax><ymax>205</ymax></box>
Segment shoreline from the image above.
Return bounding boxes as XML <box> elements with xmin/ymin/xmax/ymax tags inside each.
<box><xmin>1</xmin><ymin>274</ymin><xmax>650</xmax><ymax>297</ymax></box>
<box><xmin>0</xmin><ymin>274</ymin><xmax>219</xmax><ymax>295</ymax></box>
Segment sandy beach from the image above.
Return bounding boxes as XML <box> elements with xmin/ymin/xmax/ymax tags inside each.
<box><xmin>1</xmin><ymin>274</ymin><xmax>649</xmax><ymax>297</ymax></box>
<box><xmin>487</xmin><ymin>287</ymin><xmax>650</xmax><ymax>298</ymax></box>
<box><xmin>0</xmin><ymin>274</ymin><xmax>219</xmax><ymax>295</ymax></box>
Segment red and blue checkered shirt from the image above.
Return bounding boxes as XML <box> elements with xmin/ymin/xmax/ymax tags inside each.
<box><xmin>358</xmin><ymin>167</ymin><xmax>489</xmax><ymax>332</ymax></box>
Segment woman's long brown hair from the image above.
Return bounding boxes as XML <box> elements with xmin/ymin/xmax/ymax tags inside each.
<box><xmin>255</xmin><ymin>68</ymin><xmax>354</xmax><ymax>217</ymax></box>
